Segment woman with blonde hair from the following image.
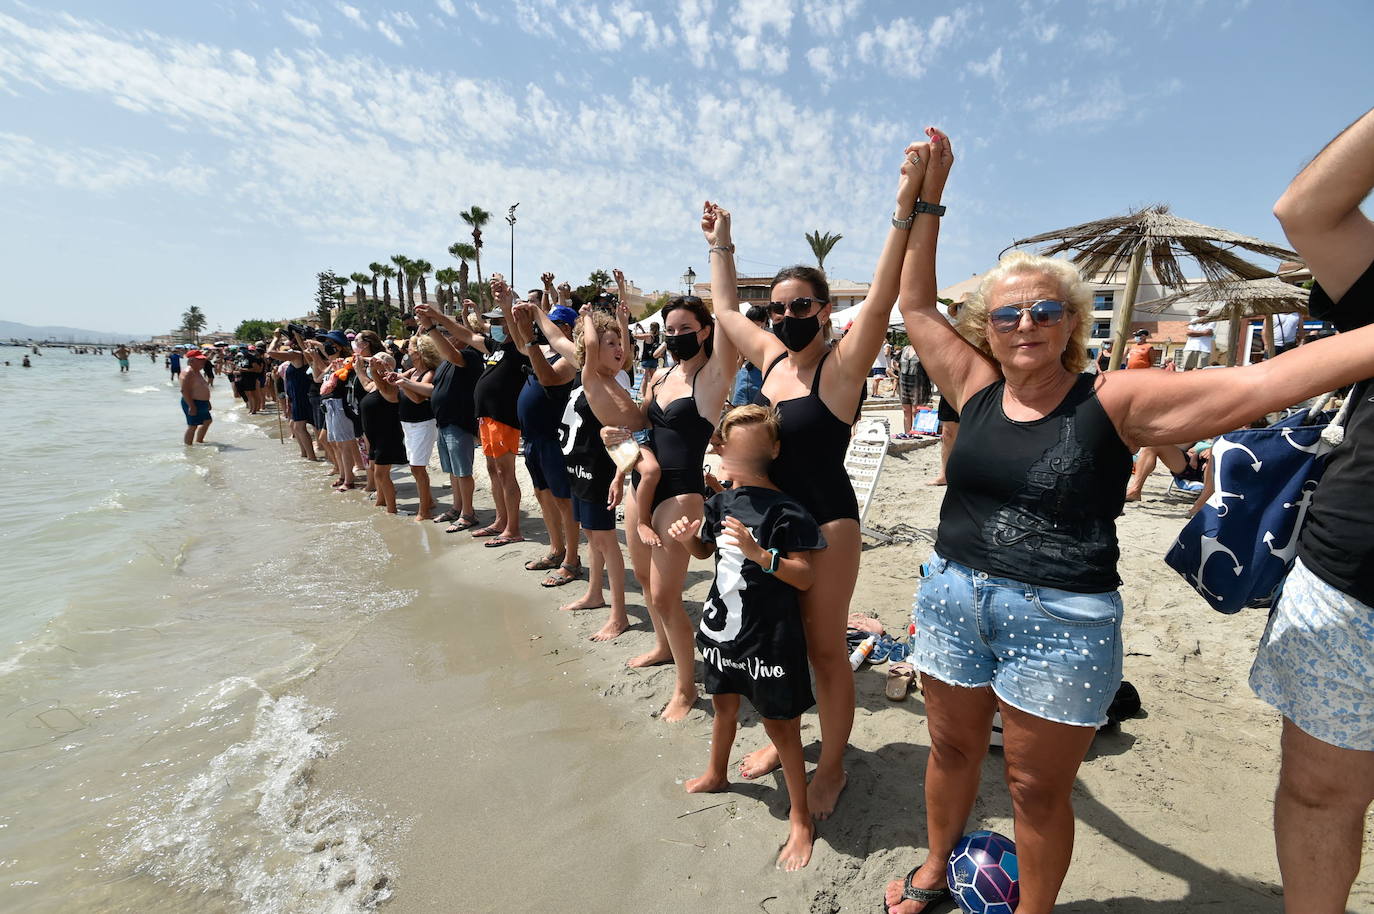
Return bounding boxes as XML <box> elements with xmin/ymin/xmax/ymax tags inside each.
<box><xmin>884</xmin><ymin>127</ymin><xmax>1374</xmax><ymax>914</ymax></box>
<box><xmin>388</xmin><ymin>334</ymin><xmax>440</xmax><ymax>521</ymax></box>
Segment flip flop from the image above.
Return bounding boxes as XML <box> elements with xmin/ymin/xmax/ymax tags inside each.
<box><xmin>883</xmin><ymin>866</ymin><xmax>951</xmax><ymax>913</ymax></box>
<box><xmin>484</xmin><ymin>535</ymin><xmax>525</xmax><ymax>548</ymax></box>
<box><xmin>525</xmin><ymin>552</ymin><xmax>565</xmax><ymax>571</ymax></box>
<box><xmin>445</xmin><ymin>515</ymin><xmax>479</xmax><ymax>533</ymax></box>
<box><xmin>885</xmin><ymin>663</ymin><xmax>916</xmax><ymax>700</ymax></box>
<box><xmin>541</xmin><ymin>563</ymin><xmax>581</xmax><ymax>587</ymax></box>
<box><xmin>434</xmin><ymin>508</ymin><xmax>462</xmax><ymax>523</ymax></box>
<box><xmin>470</xmin><ymin>524</ymin><xmax>503</xmax><ymax>538</ymax></box>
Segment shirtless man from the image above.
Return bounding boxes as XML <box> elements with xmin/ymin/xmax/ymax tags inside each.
<box><xmin>113</xmin><ymin>345</ymin><xmax>130</xmax><ymax>372</ymax></box>
<box><xmin>180</xmin><ymin>349</ymin><xmax>213</xmax><ymax>445</ymax></box>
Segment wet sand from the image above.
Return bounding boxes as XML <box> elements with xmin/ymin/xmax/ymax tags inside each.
<box><xmin>283</xmin><ymin>407</ymin><xmax>1372</xmax><ymax>913</ymax></box>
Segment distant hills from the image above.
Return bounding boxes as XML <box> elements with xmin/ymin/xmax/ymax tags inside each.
<box><xmin>0</xmin><ymin>320</ymin><xmax>143</xmax><ymax>344</ymax></box>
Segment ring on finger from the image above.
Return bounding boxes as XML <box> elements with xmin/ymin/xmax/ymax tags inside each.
<box><xmin>908</xmin><ymin>153</ymin><xmax>920</xmax><ymax>165</ymax></box>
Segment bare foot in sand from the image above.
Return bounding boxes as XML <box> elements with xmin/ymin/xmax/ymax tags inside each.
<box><xmin>659</xmin><ymin>690</ymin><xmax>696</xmax><ymax>722</ymax></box>
<box><xmin>628</xmin><ymin>648</ymin><xmax>673</xmax><ymax>668</ymax></box>
<box><xmin>883</xmin><ymin>859</ymin><xmax>948</xmax><ymax>913</ymax></box>
<box><xmin>739</xmin><ymin>744</ymin><xmax>781</xmax><ymax>780</ymax></box>
<box><xmin>684</xmin><ymin>771</ymin><xmax>728</xmax><ymax>793</ymax></box>
<box><xmin>1124</xmin><ymin>490</ymin><xmax>1142</xmax><ymax>502</ymax></box>
<box><xmin>636</xmin><ymin>522</ymin><xmax>661</xmax><ymax>548</ymax></box>
<box><xmin>777</xmin><ymin>821</ymin><xmax>814</xmax><ymax>872</ymax></box>
<box><xmin>560</xmin><ymin>594</ymin><xmax>608</xmax><ymax>612</ymax></box>
<box><xmin>807</xmin><ymin>769</ymin><xmax>848</xmax><ymax>820</ymax></box>
<box><xmin>925</xmin><ymin>476</ymin><xmax>947</xmax><ymax>486</ymax></box>
<box><xmin>590</xmin><ymin>619</ymin><xmax>628</xmax><ymax>642</ymax></box>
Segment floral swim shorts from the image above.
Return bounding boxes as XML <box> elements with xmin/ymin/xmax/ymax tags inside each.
<box><xmin>1250</xmin><ymin>557</ymin><xmax>1374</xmax><ymax>751</ymax></box>
<box><xmin>910</xmin><ymin>551</ymin><xmax>1124</xmax><ymax>728</ymax></box>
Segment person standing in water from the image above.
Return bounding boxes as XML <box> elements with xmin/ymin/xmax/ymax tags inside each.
<box><xmin>113</xmin><ymin>345</ymin><xmax>130</xmax><ymax>372</ymax></box>
<box><xmin>179</xmin><ymin>349</ymin><xmax>212</xmax><ymax>445</ymax></box>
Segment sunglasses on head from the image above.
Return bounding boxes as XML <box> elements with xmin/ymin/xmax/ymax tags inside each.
<box><xmin>767</xmin><ymin>297</ymin><xmax>824</xmax><ymax>318</ymax></box>
<box><xmin>987</xmin><ymin>299</ymin><xmax>1066</xmax><ymax>333</ymax></box>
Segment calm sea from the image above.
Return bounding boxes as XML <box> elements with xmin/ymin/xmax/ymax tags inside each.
<box><xmin>0</xmin><ymin>345</ymin><xmax>406</xmax><ymax>913</ymax></box>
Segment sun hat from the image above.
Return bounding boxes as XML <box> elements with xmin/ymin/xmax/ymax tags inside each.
<box><xmin>549</xmin><ymin>305</ymin><xmax>579</xmax><ymax>325</ymax></box>
<box><xmin>185</xmin><ymin>349</ymin><xmax>208</xmax><ymax>360</ymax></box>
<box><xmin>323</xmin><ymin>330</ymin><xmax>350</xmax><ymax>348</ymax></box>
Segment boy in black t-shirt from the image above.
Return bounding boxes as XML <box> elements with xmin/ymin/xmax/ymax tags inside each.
<box><xmin>667</xmin><ymin>405</ymin><xmax>826</xmax><ymax>872</ymax></box>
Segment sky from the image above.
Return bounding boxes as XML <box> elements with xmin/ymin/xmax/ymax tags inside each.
<box><xmin>0</xmin><ymin>0</ymin><xmax>1370</xmax><ymax>337</ymax></box>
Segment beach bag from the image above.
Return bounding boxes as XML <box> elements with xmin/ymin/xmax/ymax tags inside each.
<box><xmin>913</xmin><ymin>407</ymin><xmax>941</xmax><ymax>435</ymax></box>
<box><xmin>1164</xmin><ymin>397</ymin><xmax>1350</xmax><ymax>614</ymax></box>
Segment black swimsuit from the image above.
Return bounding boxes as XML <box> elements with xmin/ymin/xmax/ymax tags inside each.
<box><xmin>641</xmin><ymin>368</ymin><xmax>715</xmax><ymax>514</ymax></box>
<box><xmin>754</xmin><ymin>350</ymin><xmax>862</xmax><ymax>525</ymax></box>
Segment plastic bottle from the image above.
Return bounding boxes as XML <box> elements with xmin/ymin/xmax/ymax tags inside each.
<box><xmin>848</xmin><ymin>635</ymin><xmax>877</xmax><ymax>671</ymax></box>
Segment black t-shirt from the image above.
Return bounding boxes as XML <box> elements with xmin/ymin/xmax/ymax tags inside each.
<box><xmin>472</xmin><ymin>336</ymin><xmax>529</xmax><ymax>428</ymax></box>
<box><xmin>1297</xmin><ymin>258</ymin><xmax>1374</xmax><ymax>605</ymax></box>
<box><xmin>696</xmin><ymin>486</ymin><xmax>826</xmax><ymax>720</ymax></box>
<box><xmin>935</xmin><ymin>374</ymin><xmax>1132</xmax><ymax>592</ymax></box>
<box><xmin>562</xmin><ymin>387</ymin><xmax>614</xmax><ymax>503</ymax></box>
<box><xmin>517</xmin><ymin>353</ymin><xmax>575</xmax><ymax>441</ymax></box>
<box><xmin>430</xmin><ymin>349</ymin><xmax>483</xmax><ymax>434</ymax></box>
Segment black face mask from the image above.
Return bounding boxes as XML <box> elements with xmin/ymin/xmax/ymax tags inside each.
<box><xmin>775</xmin><ymin>315</ymin><xmax>821</xmax><ymax>351</ymax></box>
<box><xmin>665</xmin><ymin>331</ymin><xmax>702</xmax><ymax>361</ymax></box>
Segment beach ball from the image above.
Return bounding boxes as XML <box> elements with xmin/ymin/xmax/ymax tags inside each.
<box><xmin>947</xmin><ymin>830</ymin><xmax>1020</xmax><ymax>914</ymax></box>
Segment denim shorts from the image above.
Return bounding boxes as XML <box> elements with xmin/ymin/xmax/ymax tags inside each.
<box><xmin>436</xmin><ymin>424</ymin><xmax>475</xmax><ymax>477</ymax></box>
<box><xmin>1250</xmin><ymin>557</ymin><xmax>1374</xmax><ymax>750</ymax></box>
<box><xmin>911</xmin><ymin>551</ymin><xmax>1124</xmax><ymax>727</ymax></box>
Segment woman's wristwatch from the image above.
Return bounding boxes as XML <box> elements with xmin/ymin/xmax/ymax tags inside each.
<box><xmin>892</xmin><ymin>200</ymin><xmax>947</xmax><ymax>229</ymax></box>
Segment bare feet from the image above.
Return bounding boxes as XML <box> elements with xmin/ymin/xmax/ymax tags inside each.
<box><xmin>807</xmin><ymin>768</ymin><xmax>848</xmax><ymax>820</ymax></box>
<box><xmin>659</xmin><ymin>690</ymin><xmax>697</xmax><ymax>722</ymax></box>
<box><xmin>590</xmin><ymin>619</ymin><xmax>628</xmax><ymax>642</ymax></box>
<box><xmin>925</xmin><ymin>476</ymin><xmax>947</xmax><ymax>486</ymax></box>
<box><xmin>684</xmin><ymin>771</ymin><xmax>728</xmax><ymax>794</ymax></box>
<box><xmin>738</xmin><ymin>744</ymin><xmax>781</xmax><ymax>780</ymax></box>
<box><xmin>1124</xmin><ymin>490</ymin><xmax>1142</xmax><ymax>502</ymax></box>
<box><xmin>560</xmin><ymin>594</ymin><xmax>608</xmax><ymax>612</ymax></box>
<box><xmin>777</xmin><ymin>821</ymin><xmax>814</xmax><ymax>872</ymax></box>
<box><xmin>636</xmin><ymin>522</ymin><xmax>661</xmax><ymax>548</ymax></box>
<box><xmin>627</xmin><ymin>648</ymin><xmax>673</xmax><ymax>668</ymax></box>
<box><xmin>882</xmin><ymin>860</ymin><xmax>948</xmax><ymax>913</ymax></box>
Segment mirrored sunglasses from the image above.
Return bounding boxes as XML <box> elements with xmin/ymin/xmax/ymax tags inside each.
<box><xmin>988</xmin><ymin>299</ymin><xmax>1066</xmax><ymax>333</ymax></box>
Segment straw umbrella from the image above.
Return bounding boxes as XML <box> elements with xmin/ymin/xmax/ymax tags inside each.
<box><xmin>1139</xmin><ymin>277</ymin><xmax>1309</xmax><ymax>365</ymax></box>
<box><xmin>1010</xmin><ymin>204</ymin><xmax>1297</xmax><ymax>369</ymax></box>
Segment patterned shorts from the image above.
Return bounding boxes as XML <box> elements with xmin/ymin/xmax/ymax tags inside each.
<box><xmin>1250</xmin><ymin>557</ymin><xmax>1374</xmax><ymax>750</ymax></box>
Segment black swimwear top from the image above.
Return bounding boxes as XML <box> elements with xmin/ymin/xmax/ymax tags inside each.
<box><xmin>754</xmin><ymin>350</ymin><xmax>862</xmax><ymax>525</ymax></box>
<box><xmin>396</xmin><ymin>371</ymin><xmax>434</xmax><ymax>423</ymax></box>
<box><xmin>643</xmin><ymin>367</ymin><xmax>715</xmax><ymax>511</ymax></box>
<box><xmin>934</xmin><ymin>373</ymin><xmax>1131</xmax><ymax>593</ymax></box>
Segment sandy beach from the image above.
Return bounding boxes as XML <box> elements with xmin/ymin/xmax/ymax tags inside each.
<box><xmin>277</xmin><ymin>406</ymin><xmax>1373</xmax><ymax>913</ymax></box>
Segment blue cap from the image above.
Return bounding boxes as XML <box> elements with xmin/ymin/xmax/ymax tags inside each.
<box><xmin>548</xmin><ymin>306</ymin><xmax>579</xmax><ymax>325</ymax></box>
<box><xmin>323</xmin><ymin>330</ymin><xmax>350</xmax><ymax>348</ymax></box>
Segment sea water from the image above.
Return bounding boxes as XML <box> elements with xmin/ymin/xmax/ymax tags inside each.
<box><xmin>0</xmin><ymin>346</ymin><xmax>405</xmax><ymax>913</ymax></box>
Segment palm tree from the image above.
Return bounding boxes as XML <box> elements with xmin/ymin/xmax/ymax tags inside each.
<box><xmin>350</xmin><ymin>272</ymin><xmax>370</xmax><ymax>312</ymax></box>
<box><xmin>448</xmin><ymin>241</ymin><xmax>477</xmax><ymax>303</ymax></box>
<box><xmin>390</xmin><ymin>254</ymin><xmax>411</xmax><ymax>315</ymax></box>
<box><xmin>411</xmin><ymin>258</ymin><xmax>432</xmax><ymax>308</ymax></box>
<box><xmin>380</xmin><ymin>265</ymin><xmax>396</xmax><ymax>311</ymax></box>
<box><xmin>805</xmin><ymin>230</ymin><xmax>843</xmax><ymax>273</ymax></box>
<box><xmin>459</xmin><ymin>206</ymin><xmax>491</xmax><ymax>305</ymax></box>
<box><xmin>434</xmin><ymin>267</ymin><xmax>459</xmax><ymax>313</ymax></box>
<box><xmin>333</xmin><ymin>275</ymin><xmax>350</xmax><ymax>319</ymax></box>
<box><xmin>588</xmin><ymin>268</ymin><xmax>612</xmax><ymax>292</ymax></box>
<box><xmin>368</xmin><ymin>261</ymin><xmax>385</xmax><ymax>303</ymax></box>
<box><xmin>180</xmin><ymin>305</ymin><xmax>207</xmax><ymax>343</ymax></box>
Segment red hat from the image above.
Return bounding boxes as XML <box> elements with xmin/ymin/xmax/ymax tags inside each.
<box><xmin>185</xmin><ymin>349</ymin><xmax>208</xmax><ymax>360</ymax></box>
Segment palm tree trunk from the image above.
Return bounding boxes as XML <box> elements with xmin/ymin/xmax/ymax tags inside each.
<box><xmin>458</xmin><ymin>263</ymin><xmax>470</xmax><ymax>303</ymax></box>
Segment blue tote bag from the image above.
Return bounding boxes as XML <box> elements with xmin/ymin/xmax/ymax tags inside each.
<box><xmin>1165</xmin><ymin>404</ymin><xmax>1346</xmax><ymax>614</ymax></box>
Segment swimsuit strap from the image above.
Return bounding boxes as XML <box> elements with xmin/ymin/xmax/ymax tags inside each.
<box><xmin>810</xmin><ymin>349</ymin><xmax>831</xmax><ymax>398</ymax></box>
<box><xmin>760</xmin><ymin>352</ymin><xmax>787</xmax><ymax>383</ymax></box>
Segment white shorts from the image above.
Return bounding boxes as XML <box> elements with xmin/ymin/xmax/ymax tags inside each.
<box><xmin>402</xmin><ymin>419</ymin><xmax>438</xmax><ymax>468</ymax></box>
<box><xmin>1250</xmin><ymin>557</ymin><xmax>1374</xmax><ymax>750</ymax></box>
<box><xmin>323</xmin><ymin>398</ymin><xmax>356</xmax><ymax>443</ymax></box>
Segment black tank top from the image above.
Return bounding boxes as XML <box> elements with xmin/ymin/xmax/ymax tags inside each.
<box><xmin>396</xmin><ymin>371</ymin><xmax>434</xmax><ymax>422</ymax></box>
<box><xmin>754</xmin><ymin>350</ymin><xmax>862</xmax><ymax>525</ymax></box>
<box><xmin>935</xmin><ymin>373</ymin><xmax>1131</xmax><ymax>592</ymax></box>
<box><xmin>643</xmin><ymin>367</ymin><xmax>715</xmax><ymax>510</ymax></box>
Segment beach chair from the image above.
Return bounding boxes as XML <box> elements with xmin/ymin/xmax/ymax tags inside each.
<box><xmin>845</xmin><ymin>417</ymin><xmax>892</xmax><ymax>544</ymax></box>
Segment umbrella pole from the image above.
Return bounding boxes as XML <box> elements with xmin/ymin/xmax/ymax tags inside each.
<box><xmin>1106</xmin><ymin>245</ymin><xmax>1146</xmax><ymax>371</ymax></box>
<box><xmin>1264</xmin><ymin>314</ymin><xmax>1277</xmax><ymax>360</ymax></box>
<box><xmin>1227</xmin><ymin>307</ymin><xmax>1242</xmax><ymax>367</ymax></box>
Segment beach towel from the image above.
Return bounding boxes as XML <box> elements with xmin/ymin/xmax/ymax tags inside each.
<box><xmin>1165</xmin><ymin>405</ymin><xmax>1344</xmax><ymax>614</ymax></box>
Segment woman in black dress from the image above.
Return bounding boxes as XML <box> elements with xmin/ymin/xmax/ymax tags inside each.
<box><xmin>358</xmin><ymin>349</ymin><xmax>406</xmax><ymax>514</ymax></box>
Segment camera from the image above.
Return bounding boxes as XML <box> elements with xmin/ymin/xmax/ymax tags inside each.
<box><xmin>531</xmin><ymin>324</ymin><xmax>549</xmax><ymax>345</ymax></box>
<box><xmin>286</xmin><ymin>323</ymin><xmax>318</xmax><ymax>341</ymax></box>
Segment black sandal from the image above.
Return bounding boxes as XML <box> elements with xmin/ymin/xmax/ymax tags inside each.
<box><xmin>882</xmin><ymin>866</ymin><xmax>950</xmax><ymax>913</ymax></box>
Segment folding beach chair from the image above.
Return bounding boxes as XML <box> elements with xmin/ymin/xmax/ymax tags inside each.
<box><xmin>845</xmin><ymin>417</ymin><xmax>892</xmax><ymax>544</ymax></box>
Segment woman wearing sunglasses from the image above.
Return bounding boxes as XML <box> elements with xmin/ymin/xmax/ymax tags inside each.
<box><xmin>703</xmin><ymin>135</ymin><xmax>931</xmax><ymax>820</ymax></box>
<box><xmin>887</xmin><ymin>128</ymin><xmax>1374</xmax><ymax>914</ymax></box>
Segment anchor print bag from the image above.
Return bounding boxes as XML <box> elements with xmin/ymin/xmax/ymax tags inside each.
<box><xmin>1165</xmin><ymin>404</ymin><xmax>1345</xmax><ymax>614</ymax></box>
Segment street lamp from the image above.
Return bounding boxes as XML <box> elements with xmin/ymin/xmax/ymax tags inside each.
<box><xmin>681</xmin><ymin>266</ymin><xmax>696</xmax><ymax>294</ymax></box>
<box><xmin>506</xmin><ymin>203</ymin><xmax>519</xmax><ymax>291</ymax></box>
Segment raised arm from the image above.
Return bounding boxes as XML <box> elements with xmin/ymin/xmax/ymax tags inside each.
<box><xmin>529</xmin><ymin>306</ymin><xmax>578</xmax><ymax>363</ymax></box>
<box><xmin>614</xmin><ymin>290</ymin><xmax>635</xmax><ymax>374</ymax></box>
<box><xmin>1273</xmin><ymin>106</ymin><xmax>1374</xmax><ymax>301</ymax></box>
<box><xmin>515</xmin><ymin>303</ymin><xmax>577</xmax><ymax>385</ymax></box>
<box><xmin>897</xmin><ymin>128</ymin><xmax>1000</xmax><ymax>412</ymax></box>
<box><xmin>704</xmin><ymin>201</ymin><xmax>783</xmax><ymax>369</ymax></box>
<box><xmin>578</xmin><ymin>308</ymin><xmax>646</xmax><ymax>429</ymax></box>
<box><xmin>416</xmin><ymin>303</ymin><xmax>487</xmax><ymax>360</ymax></box>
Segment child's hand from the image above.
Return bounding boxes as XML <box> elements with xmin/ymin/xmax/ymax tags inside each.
<box><xmin>721</xmin><ymin>516</ymin><xmax>765</xmax><ymax>564</ymax></box>
<box><xmin>668</xmin><ymin>516</ymin><xmax>703</xmax><ymax>542</ymax></box>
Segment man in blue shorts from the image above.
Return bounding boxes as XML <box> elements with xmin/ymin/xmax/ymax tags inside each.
<box><xmin>179</xmin><ymin>349</ymin><xmax>212</xmax><ymax>445</ymax></box>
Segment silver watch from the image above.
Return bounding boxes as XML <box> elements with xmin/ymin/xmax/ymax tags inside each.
<box><xmin>892</xmin><ymin>206</ymin><xmax>916</xmax><ymax>229</ymax></box>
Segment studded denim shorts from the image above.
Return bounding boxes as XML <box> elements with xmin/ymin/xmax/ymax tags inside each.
<box><xmin>910</xmin><ymin>551</ymin><xmax>1125</xmax><ymax>728</ymax></box>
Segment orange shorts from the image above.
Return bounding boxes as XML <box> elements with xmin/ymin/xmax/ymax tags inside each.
<box><xmin>479</xmin><ymin>417</ymin><xmax>521</xmax><ymax>459</ymax></box>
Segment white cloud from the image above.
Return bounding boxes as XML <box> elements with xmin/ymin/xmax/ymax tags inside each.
<box><xmin>283</xmin><ymin>13</ymin><xmax>321</xmax><ymax>40</ymax></box>
<box><xmin>967</xmin><ymin>47</ymin><xmax>1002</xmax><ymax>82</ymax></box>
<box><xmin>376</xmin><ymin>19</ymin><xmax>404</xmax><ymax>45</ymax></box>
<box><xmin>1079</xmin><ymin>28</ymin><xmax>1117</xmax><ymax>52</ymax></box>
<box><xmin>436</xmin><ymin>0</ymin><xmax>457</xmax><ymax>17</ymax></box>
<box><xmin>390</xmin><ymin>11</ymin><xmax>418</xmax><ymax>29</ymax></box>
<box><xmin>801</xmin><ymin>0</ymin><xmax>858</xmax><ymax>36</ymax></box>
<box><xmin>805</xmin><ymin>45</ymin><xmax>834</xmax><ymax>82</ymax></box>
<box><xmin>854</xmin><ymin>8</ymin><xmax>969</xmax><ymax>77</ymax></box>
<box><xmin>731</xmin><ymin>0</ymin><xmax>793</xmax><ymax>37</ymax></box>
<box><xmin>467</xmin><ymin>3</ymin><xmax>498</xmax><ymax>25</ymax></box>
<box><xmin>513</xmin><ymin>0</ymin><xmax>555</xmax><ymax>37</ymax></box>
<box><xmin>337</xmin><ymin>3</ymin><xmax>368</xmax><ymax>30</ymax></box>
<box><xmin>1023</xmin><ymin>76</ymin><xmax>1129</xmax><ymax>130</ymax></box>
<box><xmin>0</xmin><ymin>132</ymin><xmax>213</xmax><ymax>194</ymax></box>
<box><xmin>677</xmin><ymin>0</ymin><xmax>716</xmax><ymax>67</ymax></box>
<box><xmin>610</xmin><ymin>2</ymin><xmax>675</xmax><ymax>49</ymax></box>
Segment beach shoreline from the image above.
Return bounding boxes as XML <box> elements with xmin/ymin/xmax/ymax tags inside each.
<box><xmin>246</xmin><ymin>402</ymin><xmax>1373</xmax><ymax>913</ymax></box>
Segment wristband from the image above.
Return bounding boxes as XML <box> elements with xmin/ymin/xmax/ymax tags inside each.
<box><xmin>709</xmin><ymin>244</ymin><xmax>735</xmax><ymax>255</ymax></box>
<box><xmin>762</xmin><ymin>548</ymin><xmax>781</xmax><ymax>574</ymax></box>
<box><xmin>913</xmin><ymin>200</ymin><xmax>946</xmax><ymax>217</ymax></box>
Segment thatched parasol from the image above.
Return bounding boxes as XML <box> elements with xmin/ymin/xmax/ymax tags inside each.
<box><xmin>1138</xmin><ymin>277</ymin><xmax>1309</xmax><ymax>364</ymax></box>
<box><xmin>1010</xmin><ymin>204</ymin><xmax>1297</xmax><ymax>369</ymax></box>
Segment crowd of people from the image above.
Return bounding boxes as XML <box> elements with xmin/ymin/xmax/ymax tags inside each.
<box><xmin>172</xmin><ymin>112</ymin><xmax>1373</xmax><ymax>912</ymax></box>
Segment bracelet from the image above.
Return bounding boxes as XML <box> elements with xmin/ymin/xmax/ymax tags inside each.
<box><xmin>891</xmin><ymin>206</ymin><xmax>916</xmax><ymax>230</ymax></box>
<box><xmin>762</xmin><ymin>548</ymin><xmax>781</xmax><ymax>574</ymax></box>
<box><xmin>709</xmin><ymin>244</ymin><xmax>735</xmax><ymax>255</ymax></box>
<box><xmin>913</xmin><ymin>200</ymin><xmax>946</xmax><ymax>217</ymax></box>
